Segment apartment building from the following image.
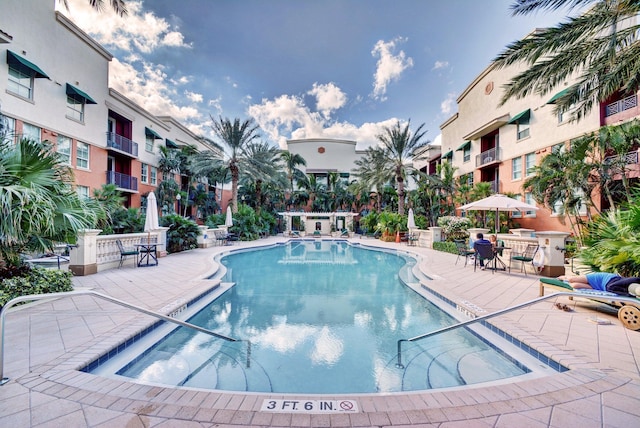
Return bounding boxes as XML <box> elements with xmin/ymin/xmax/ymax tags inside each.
<box><xmin>0</xmin><ymin>0</ymin><xmax>216</xmax><ymax>214</ymax></box>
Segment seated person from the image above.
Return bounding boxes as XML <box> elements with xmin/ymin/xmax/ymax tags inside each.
<box><xmin>472</xmin><ymin>232</ymin><xmax>492</xmax><ymax>270</ymax></box>
<box><xmin>489</xmin><ymin>234</ymin><xmax>498</xmax><ymax>248</ymax></box>
<box><xmin>558</xmin><ymin>273</ymin><xmax>640</xmax><ymax>296</ymax></box>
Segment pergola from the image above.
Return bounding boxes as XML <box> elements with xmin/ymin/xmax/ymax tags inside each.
<box><xmin>278</xmin><ymin>211</ymin><xmax>358</xmax><ymax>235</ymax></box>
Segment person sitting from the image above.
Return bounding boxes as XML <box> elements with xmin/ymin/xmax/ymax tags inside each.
<box><xmin>558</xmin><ymin>273</ymin><xmax>640</xmax><ymax>296</ymax></box>
<box><xmin>473</xmin><ymin>232</ymin><xmax>492</xmax><ymax>270</ymax></box>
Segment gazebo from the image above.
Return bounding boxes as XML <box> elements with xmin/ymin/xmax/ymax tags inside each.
<box><xmin>278</xmin><ymin>211</ymin><xmax>358</xmax><ymax>235</ymax></box>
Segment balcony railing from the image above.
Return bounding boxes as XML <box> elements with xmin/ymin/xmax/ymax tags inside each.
<box><xmin>106</xmin><ymin>132</ymin><xmax>139</xmax><ymax>157</ymax></box>
<box><xmin>476</xmin><ymin>147</ymin><xmax>501</xmax><ymax>167</ymax></box>
<box><xmin>604</xmin><ymin>150</ymin><xmax>639</xmax><ymax>165</ymax></box>
<box><xmin>106</xmin><ymin>171</ymin><xmax>138</xmax><ymax>191</ymax></box>
<box><xmin>605</xmin><ymin>95</ymin><xmax>638</xmax><ymax>117</ymax></box>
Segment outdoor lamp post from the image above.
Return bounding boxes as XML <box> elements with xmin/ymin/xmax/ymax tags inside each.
<box><xmin>176</xmin><ymin>194</ymin><xmax>181</xmax><ymax>215</ymax></box>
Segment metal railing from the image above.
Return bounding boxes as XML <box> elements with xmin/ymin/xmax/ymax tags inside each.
<box><xmin>605</xmin><ymin>94</ymin><xmax>638</xmax><ymax>117</ymax></box>
<box><xmin>395</xmin><ymin>291</ymin><xmax>640</xmax><ymax>368</ymax></box>
<box><xmin>1</xmin><ymin>290</ymin><xmax>251</xmax><ymax>385</ymax></box>
<box><xmin>106</xmin><ymin>132</ymin><xmax>139</xmax><ymax>157</ymax></box>
<box><xmin>476</xmin><ymin>147</ymin><xmax>501</xmax><ymax>167</ymax></box>
<box><xmin>106</xmin><ymin>170</ymin><xmax>138</xmax><ymax>191</ymax></box>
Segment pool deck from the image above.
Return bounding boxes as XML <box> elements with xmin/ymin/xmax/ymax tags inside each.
<box><xmin>1</xmin><ymin>236</ymin><xmax>639</xmax><ymax>427</ymax></box>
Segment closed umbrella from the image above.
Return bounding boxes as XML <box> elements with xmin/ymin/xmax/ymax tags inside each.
<box><xmin>144</xmin><ymin>191</ymin><xmax>159</xmax><ymax>243</ymax></box>
<box><xmin>459</xmin><ymin>194</ymin><xmax>539</xmax><ymax>233</ymax></box>
<box><xmin>225</xmin><ymin>205</ymin><xmax>233</xmax><ymax>227</ymax></box>
<box><xmin>407</xmin><ymin>208</ymin><xmax>416</xmax><ymax>231</ymax></box>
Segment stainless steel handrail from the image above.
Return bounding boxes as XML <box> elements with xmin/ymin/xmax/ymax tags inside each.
<box><xmin>396</xmin><ymin>291</ymin><xmax>640</xmax><ymax>368</ymax></box>
<box><xmin>1</xmin><ymin>290</ymin><xmax>251</xmax><ymax>385</ymax></box>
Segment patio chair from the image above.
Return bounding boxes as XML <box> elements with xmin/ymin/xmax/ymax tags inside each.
<box><xmin>340</xmin><ymin>229</ymin><xmax>350</xmax><ymax>238</ymax></box>
<box><xmin>213</xmin><ymin>230</ymin><xmax>227</xmax><ymax>246</ymax></box>
<box><xmin>473</xmin><ymin>242</ymin><xmax>496</xmax><ymax>273</ymax></box>
<box><xmin>509</xmin><ymin>244</ymin><xmax>539</xmax><ymax>276</ymax></box>
<box><xmin>116</xmin><ymin>239</ymin><xmax>138</xmax><ymax>268</ymax></box>
<box><xmin>454</xmin><ymin>240</ymin><xmax>474</xmax><ymax>266</ymax></box>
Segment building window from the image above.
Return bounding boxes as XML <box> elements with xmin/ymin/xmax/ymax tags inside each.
<box><xmin>76</xmin><ymin>142</ymin><xmax>89</xmax><ymax>169</ymax></box>
<box><xmin>145</xmin><ymin>135</ymin><xmax>154</xmax><ymax>152</ymax></box>
<box><xmin>517</xmin><ymin>119</ymin><xmax>530</xmax><ymax>140</ymax></box>
<box><xmin>76</xmin><ymin>185</ymin><xmax>90</xmax><ymax>199</ymax></box>
<box><xmin>22</xmin><ymin>122</ymin><xmax>41</xmax><ymax>142</ymax></box>
<box><xmin>525</xmin><ymin>152</ymin><xmax>536</xmax><ymax>176</ymax></box>
<box><xmin>512</xmin><ymin>157</ymin><xmax>522</xmax><ymax>180</ymax></box>
<box><xmin>66</xmin><ymin>96</ymin><xmax>85</xmax><ymax>122</ymax></box>
<box><xmin>8</xmin><ymin>66</ymin><xmax>33</xmax><ymax>99</ymax></box>
<box><xmin>463</xmin><ymin>146</ymin><xmax>471</xmax><ymax>162</ymax></box>
<box><xmin>57</xmin><ymin>135</ymin><xmax>71</xmax><ymax>165</ymax></box>
<box><xmin>466</xmin><ymin>172</ymin><xmax>474</xmax><ymax>186</ymax></box>
<box><xmin>511</xmin><ymin>195</ymin><xmax>523</xmax><ymax>218</ymax></box>
<box><xmin>150</xmin><ymin>166</ymin><xmax>157</xmax><ymax>185</ymax></box>
<box><xmin>0</xmin><ymin>115</ymin><xmax>15</xmax><ymax>142</ymax></box>
<box><xmin>162</xmin><ymin>171</ymin><xmax>169</xmax><ymax>182</ymax></box>
<box><xmin>141</xmin><ymin>163</ymin><xmax>148</xmax><ymax>183</ymax></box>
<box><xmin>524</xmin><ymin>192</ymin><xmax>537</xmax><ymax>217</ymax></box>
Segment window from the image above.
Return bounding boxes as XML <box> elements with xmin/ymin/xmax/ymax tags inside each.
<box><xmin>76</xmin><ymin>185</ymin><xmax>90</xmax><ymax>199</ymax></box>
<box><xmin>463</xmin><ymin>146</ymin><xmax>471</xmax><ymax>162</ymax></box>
<box><xmin>512</xmin><ymin>157</ymin><xmax>522</xmax><ymax>180</ymax></box>
<box><xmin>66</xmin><ymin>96</ymin><xmax>85</xmax><ymax>122</ymax></box>
<box><xmin>145</xmin><ymin>135</ymin><xmax>154</xmax><ymax>152</ymax></box>
<box><xmin>76</xmin><ymin>142</ymin><xmax>89</xmax><ymax>169</ymax></box>
<box><xmin>511</xmin><ymin>196</ymin><xmax>523</xmax><ymax>218</ymax></box>
<box><xmin>0</xmin><ymin>115</ymin><xmax>15</xmax><ymax>142</ymax></box>
<box><xmin>22</xmin><ymin>122</ymin><xmax>41</xmax><ymax>142</ymax></box>
<box><xmin>57</xmin><ymin>135</ymin><xmax>71</xmax><ymax>165</ymax></box>
<box><xmin>525</xmin><ymin>152</ymin><xmax>536</xmax><ymax>176</ymax></box>
<box><xmin>517</xmin><ymin>119</ymin><xmax>530</xmax><ymax>140</ymax></box>
<box><xmin>141</xmin><ymin>163</ymin><xmax>148</xmax><ymax>183</ymax></box>
<box><xmin>466</xmin><ymin>172</ymin><xmax>474</xmax><ymax>186</ymax></box>
<box><xmin>8</xmin><ymin>66</ymin><xmax>33</xmax><ymax>99</ymax></box>
<box><xmin>162</xmin><ymin>171</ymin><xmax>169</xmax><ymax>182</ymax></box>
<box><xmin>150</xmin><ymin>166</ymin><xmax>157</xmax><ymax>185</ymax></box>
<box><xmin>524</xmin><ymin>192</ymin><xmax>537</xmax><ymax>217</ymax></box>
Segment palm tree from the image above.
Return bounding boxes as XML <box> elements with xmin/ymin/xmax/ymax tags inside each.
<box><xmin>494</xmin><ymin>0</ymin><xmax>640</xmax><ymax>122</ymax></box>
<box><xmin>376</xmin><ymin>120</ymin><xmax>429</xmax><ymax>215</ymax></box>
<box><xmin>352</xmin><ymin>147</ymin><xmax>394</xmax><ymax>213</ymax></box>
<box><xmin>280</xmin><ymin>151</ymin><xmax>307</xmax><ymax>197</ymax></box>
<box><xmin>0</xmin><ymin>138</ymin><xmax>99</xmax><ymax>266</ymax></box>
<box><xmin>241</xmin><ymin>141</ymin><xmax>283</xmax><ymax>214</ymax></box>
<box><xmin>59</xmin><ymin>0</ymin><xmax>128</xmax><ymax>16</ymax></box>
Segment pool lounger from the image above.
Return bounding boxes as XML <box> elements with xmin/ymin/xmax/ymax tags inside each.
<box><xmin>539</xmin><ymin>277</ymin><xmax>640</xmax><ymax>330</ymax></box>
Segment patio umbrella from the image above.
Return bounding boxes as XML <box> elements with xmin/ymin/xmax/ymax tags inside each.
<box><xmin>407</xmin><ymin>208</ymin><xmax>416</xmax><ymax>231</ymax></box>
<box><xmin>144</xmin><ymin>191</ymin><xmax>159</xmax><ymax>243</ymax></box>
<box><xmin>459</xmin><ymin>194</ymin><xmax>539</xmax><ymax>232</ymax></box>
<box><xmin>225</xmin><ymin>205</ymin><xmax>233</xmax><ymax>227</ymax></box>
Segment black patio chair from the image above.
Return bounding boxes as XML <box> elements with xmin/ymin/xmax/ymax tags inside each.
<box><xmin>116</xmin><ymin>239</ymin><xmax>138</xmax><ymax>268</ymax></box>
<box><xmin>454</xmin><ymin>240</ymin><xmax>474</xmax><ymax>266</ymax></box>
<box><xmin>473</xmin><ymin>242</ymin><xmax>495</xmax><ymax>274</ymax></box>
<box><xmin>509</xmin><ymin>243</ymin><xmax>539</xmax><ymax>276</ymax></box>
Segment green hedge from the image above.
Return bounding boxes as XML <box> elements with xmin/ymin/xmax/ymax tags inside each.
<box><xmin>433</xmin><ymin>241</ymin><xmax>458</xmax><ymax>255</ymax></box>
<box><xmin>0</xmin><ymin>267</ymin><xmax>73</xmax><ymax>308</ymax></box>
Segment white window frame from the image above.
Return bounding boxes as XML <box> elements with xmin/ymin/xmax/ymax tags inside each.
<box><xmin>57</xmin><ymin>135</ymin><xmax>71</xmax><ymax>165</ymax></box>
<box><xmin>145</xmin><ymin>135</ymin><xmax>154</xmax><ymax>152</ymax></box>
<box><xmin>0</xmin><ymin>115</ymin><xmax>16</xmax><ymax>143</ymax></box>
<box><xmin>525</xmin><ymin>152</ymin><xmax>536</xmax><ymax>177</ymax></box>
<box><xmin>511</xmin><ymin>195</ymin><xmax>523</xmax><ymax>218</ymax></box>
<box><xmin>141</xmin><ymin>163</ymin><xmax>148</xmax><ymax>184</ymax></box>
<box><xmin>150</xmin><ymin>166</ymin><xmax>157</xmax><ymax>185</ymax></box>
<box><xmin>8</xmin><ymin>65</ymin><xmax>33</xmax><ymax>99</ymax></box>
<box><xmin>76</xmin><ymin>185</ymin><xmax>90</xmax><ymax>199</ymax></box>
<box><xmin>66</xmin><ymin>96</ymin><xmax>85</xmax><ymax>122</ymax></box>
<box><xmin>524</xmin><ymin>192</ymin><xmax>537</xmax><ymax>217</ymax></box>
<box><xmin>512</xmin><ymin>157</ymin><xmax>522</xmax><ymax>180</ymax></box>
<box><xmin>76</xmin><ymin>141</ymin><xmax>89</xmax><ymax>169</ymax></box>
<box><xmin>22</xmin><ymin>122</ymin><xmax>41</xmax><ymax>143</ymax></box>
<box><xmin>463</xmin><ymin>146</ymin><xmax>471</xmax><ymax>162</ymax></box>
<box><xmin>517</xmin><ymin>119</ymin><xmax>530</xmax><ymax>140</ymax></box>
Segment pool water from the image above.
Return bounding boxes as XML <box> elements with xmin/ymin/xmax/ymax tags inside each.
<box><xmin>107</xmin><ymin>241</ymin><xmax>530</xmax><ymax>393</ymax></box>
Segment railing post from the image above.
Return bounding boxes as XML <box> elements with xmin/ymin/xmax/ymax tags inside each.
<box><xmin>69</xmin><ymin>229</ymin><xmax>102</xmax><ymax>276</ymax></box>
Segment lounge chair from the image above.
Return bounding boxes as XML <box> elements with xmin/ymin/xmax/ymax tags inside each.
<box><xmin>454</xmin><ymin>240</ymin><xmax>474</xmax><ymax>266</ymax></box>
<box><xmin>116</xmin><ymin>239</ymin><xmax>138</xmax><ymax>268</ymax></box>
<box><xmin>473</xmin><ymin>242</ymin><xmax>495</xmax><ymax>274</ymax></box>
<box><xmin>313</xmin><ymin>230</ymin><xmax>321</xmax><ymax>237</ymax></box>
<box><xmin>509</xmin><ymin>243</ymin><xmax>539</xmax><ymax>276</ymax></box>
<box><xmin>289</xmin><ymin>230</ymin><xmax>301</xmax><ymax>238</ymax></box>
<box><xmin>539</xmin><ymin>277</ymin><xmax>640</xmax><ymax>330</ymax></box>
<box><xmin>340</xmin><ymin>229</ymin><xmax>350</xmax><ymax>238</ymax></box>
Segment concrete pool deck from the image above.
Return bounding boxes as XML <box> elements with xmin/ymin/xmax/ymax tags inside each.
<box><xmin>1</xmin><ymin>236</ymin><xmax>639</xmax><ymax>427</ymax></box>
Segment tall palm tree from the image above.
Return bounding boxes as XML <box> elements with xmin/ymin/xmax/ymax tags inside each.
<box><xmin>280</xmin><ymin>151</ymin><xmax>307</xmax><ymax>196</ymax></box>
<box><xmin>193</xmin><ymin>117</ymin><xmax>261</xmax><ymax>213</ymax></box>
<box><xmin>241</xmin><ymin>141</ymin><xmax>283</xmax><ymax>214</ymax></box>
<box><xmin>494</xmin><ymin>0</ymin><xmax>640</xmax><ymax>122</ymax></box>
<box><xmin>352</xmin><ymin>147</ymin><xmax>394</xmax><ymax>213</ymax></box>
<box><xmin>59</xmin><ymin>0</ymin><xmax>128</xmax><ymax>16</ymax></box>
<box><xmin>376</xmin><ymin>120</ymin><xmax>429</xmax><ymax>215</ymax></box>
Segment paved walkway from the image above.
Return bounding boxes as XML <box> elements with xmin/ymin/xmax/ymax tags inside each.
<box><xmin>1</xmin><ymin>236</ymin><xmax>639</xmax><ymax>427</ymax></box>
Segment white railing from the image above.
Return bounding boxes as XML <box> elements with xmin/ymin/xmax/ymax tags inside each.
<box><xmin>605</xmin><ymin>94</ymin><xmax>638</xmax><ymax>117</ymax></box>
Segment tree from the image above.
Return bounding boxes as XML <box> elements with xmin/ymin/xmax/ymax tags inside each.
<box><xmin>194</xmin><ymin>117</ymin><xmax>261</xmax><ymax>213</ymax></box>
<box><xmin>352</xmin><ymin>147</ymin><xmax>394</xmax><ymax>213</ymax></box>
<box><xmin>280</xmin><ymin>151</ymin><xmax>307</xmax><ymax>197</ymax></box>
<box><xmin>240</xmin><ymin>141</ymin><xmax>284</xmax><ymax>214</ymax></box>
<box><xmin>0</xmin><ymin>138</ymin><xmax>99</xmax><ymax>266</ymax></box>
<box><xmin>494</xmin><ymin>0</ymin><xmax>640</xmax><ymax>122</ymax></box>
<box><xmin>60</xmin><ymin>0</ymin><xmax>128</xmax><ymax>16</ymax></box>
<box><xmin>375</xmin><ymin>120</ymin><xmax>429</xmax><ymax>215</ymax></box>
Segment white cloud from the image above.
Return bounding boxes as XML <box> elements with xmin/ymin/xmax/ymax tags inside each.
<box><xmin>307</xmin><ymin>82</ymin><xmax>347</xmax><ymax>119</ymax></box>
<box><xmin>224</xmin><ymin>76</ymin><xmax>238</xmax><ymax>88</ymax></box>
<box><xmin>185</xmin><ymin>90</ymin><xmax>203</xmax><ymax>103</ymax></box>
<box><xmin>432</xmin><ymin>60</ymin><xmax>449</xmax><ymax>70</ymax></box>
<box><xmin>440</xmin><ymin>93</ymin><xmax>457</xmax><ymax>116</ymax></box>
<box><xmin>371</xmin><ymin>37</ymin><xmax>413</xmax><ymax>101</ymax></box>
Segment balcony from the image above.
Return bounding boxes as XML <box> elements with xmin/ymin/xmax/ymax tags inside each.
<box><xmin>605</xmin><ymin>95</ymin><xmax>638</xmax><ymax>117</ymax></box>
<box><xmin>476</xmin><ymin>147</ymin><xmax>501</xmax><ymax>167</ymax></box>
<box><xmin>106</xmin><ymin>132</ymin><xmax>139</xmax><ymax>157</ymax></box>
<box><xmin>106</xmin><ymin>171</ymin><xmax>138</xmax><ymax>192</ymax></box>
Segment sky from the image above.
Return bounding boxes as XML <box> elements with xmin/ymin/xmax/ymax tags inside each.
<box><xmin>58</xmin><ymin>0</ymin><xmax>578</xmax><ymax>150</ymax></box>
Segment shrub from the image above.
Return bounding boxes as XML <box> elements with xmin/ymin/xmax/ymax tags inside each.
<box><xmin>0</xmin><ymin>266</ymin><xmax>73</xmax><ymax>308</ymax></box>
<box><xmin>433</xmin><ymin>241</ymin><xmax>458</xmax><ymax>254</ymax></box>
<box><xmin>160</xmin><ymin>214</ymin><xmax>201</xmax><ymax>253</ymax></box>
<box><xmin>437</xmin><ymin>216</ymin><xmax>471</xmax><ymax>241</ymax></box>
<box><xmin>204</xmin><ymin>213</ymin><xmax>226</xmax><ymax>228</ymax></box>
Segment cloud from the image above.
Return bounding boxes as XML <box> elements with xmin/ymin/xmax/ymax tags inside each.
<box><xmin>440</xmin><ymin>93</ymin><xmax>457</xmax><ymax>116</ymax></box>
<box><xmin>307</xmin><ymin>82</ymin><xmax>347</xmax><ymax>119</ymax></box>
<box><xmin>371</xmin><ymin>37</ymin><xmax>413</xmax><ymax>101</ymax></box>
<box><xmin>185</xmin><ymin>90</ymin><xmax>203</xmax><ymax>103</ymax></box>
<box><xmin>432</xmin><ymin>60</ymin><xmax>449</xmax><ymax>70</ymax></box>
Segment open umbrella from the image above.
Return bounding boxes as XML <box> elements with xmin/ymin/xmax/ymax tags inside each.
<box><xmin>144</xmin><ymin>191</ymin><xmax>159</xmax><ymax>243</ymax></box>
<box><xmin>407</xmin><ymin>208</ymin><xmax>416</xmax><ymax>231</ymax></box>
<box><xmin>225</xmin><ymin>205</ymin><xmax>233</xmax><ymax>227</ymax></box>
<box><xmin>459</xmin><ymin>194</ymin><xmax>539</xmax><ymax>233</ymax></box>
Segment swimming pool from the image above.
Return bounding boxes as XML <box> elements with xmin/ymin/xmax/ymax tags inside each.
<box><xmin>89</xmin><ymin>240</ymin><xmax>549</xmax><ymax>394</ymax></box>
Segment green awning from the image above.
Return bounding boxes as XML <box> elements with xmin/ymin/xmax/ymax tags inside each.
<box><xmin>507</xmin><ymin>109</ymin><xmax>531</xmax><ymax>124</ymax></box>
<box><xmin>66</xmin><ymin>83</ymin><xmax>96</xmax><ymax>104</ymax></box>
<box><xmin>165</xmin><ymin>139</ymin><xmax>179</xmax><ymax>149</ymax></box>
<box><xmin>442</xmin><ymin>150</ymin><xmax>453</xmax><ymax>159</ymax></box>
<box><xmin>145</xmin><ymin>127</ymin><xmax>162</xmax><ymax>139</ymax></box>
<box><xmin>456</xmin><ymin>141</ymin><xmax>471</xmax><ymax>151</ymax></box>
<box><xmin>7</xmin><ymin>50</ymin><xmax>48</xmax><ymax>78</ymax></box>
<box><xmin>547</xmin><ymin>88</ymin><xmax>570</xmax><ymax>104</ymax></box>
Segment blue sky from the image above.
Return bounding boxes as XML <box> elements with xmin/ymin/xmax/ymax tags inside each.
<box><xmin>60</xmin><ymin>0</ymin><xmax>576</xmax><ymax>149</ymax></box>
